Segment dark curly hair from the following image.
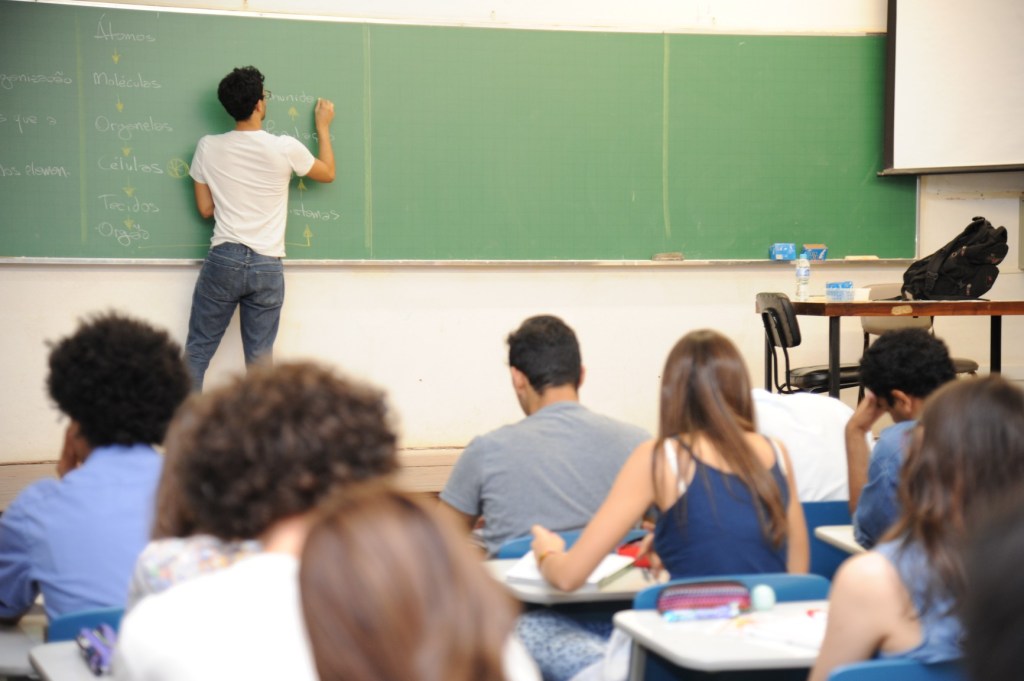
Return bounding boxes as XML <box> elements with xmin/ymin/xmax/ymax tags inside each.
<box><xmin>46</xmin><ymin>312</ymin><xmax>190</xmax><ymax>447</ymax></box>
<box><xmin>507</xmin><ymin>315</ymin><xmax>582</xmax><ymax>392</ymax></box>
<box><xmin>859</xmin><ymin>328</ymin><xmax>955</xmax><ymax>403</ymax></box>
<box><xmin>155</xmin><ymin>361</ymin><xmax>399</xmax><ymax>540</ymax></box>
<box><xmin>217</xmin><ymin>66</ymin><xmax>265</xmax><ymax>121</ymax></box>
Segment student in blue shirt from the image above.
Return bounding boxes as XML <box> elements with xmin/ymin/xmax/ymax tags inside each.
<box><xmin>0</xmin><ymin>312</ymin><xmax>190</xmax><ymax>622</ymax></box>
<box><xmin>844</xmin><ymin>328</ymin><xmax>954</xmax><ymax>548</ymax></box>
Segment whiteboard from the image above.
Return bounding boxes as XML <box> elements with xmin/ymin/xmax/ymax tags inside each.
<box><xmin>887</xmin><ymin>0</ymin><xmax>1024</xmax><ymax>173</ymax></box>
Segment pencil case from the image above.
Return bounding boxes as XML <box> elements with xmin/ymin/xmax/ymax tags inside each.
<box><xmin>656</xmin><ymin>580</ymin><xmax>751</xmax><ymax>616</ymax></box>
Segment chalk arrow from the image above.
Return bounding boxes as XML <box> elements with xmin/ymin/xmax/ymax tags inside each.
<box><xmin>123</xmin><ymin>183</ymin><xmax>135</xmax><ymax>197</ymax></box>
<box><xmin>123</xmin><ymin>218</ymin><xmax>135</xmax><ymax>230</ymax></box>
<box><xmin>297</xmin><ymin>179</ymin><xmax>307</xmax><ymax>192</ymax></box>
<box><xmin>116</xmin><ymin>96</ymin><xmax>124</xmax><ymax>113</ymax></box>
<box><xmin>288</xmin><ymin>106</ymin><xmax>299</xmax><ymax>121</ymax></box>
<box><xmin>304</xmin><ymin>225</ymin><xmax>313</xmax><ymax>246</ymax></box>
<box><xmin>122</xmin><ymin>147</ymin><xmax>132</xmax><ymax>157</ymax></box>
<box><xmin>112</xmin><ymin>49</ymin><xmax>121</xmax><ymax>64</ymax></box>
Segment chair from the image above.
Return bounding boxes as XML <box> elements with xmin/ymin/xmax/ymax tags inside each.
<box><xmin>495</xmin><ymin>528</ymin><xmax>646</xmax><ymax>559</ymax></box>
<box><xmin>828</xmin><ymin>658</ymin><xmax>965</xmax><ymax>681</ymax></box>
<box><xmin>47</xmin><ymin>606</ymin><xmax>124</xmax><ymax>642</ymax></box>
<box><xmin>633</xmin><ymin>572</ymin><xmax>830</xmax><ymax>610</ymax></box>
<box><xmin>857</xmin><ymin>283</ymin><xmax>979</xmax><ymax>401</ymax></box>
<box><xmin>756</xmin><ymin>292</ymin><xmax>861</xmax><ymax>394</ymax></box>
<box><xmin>802</xmin><ymin>500</ymin><xmax>853</xmax><ymax>580</ymax></box>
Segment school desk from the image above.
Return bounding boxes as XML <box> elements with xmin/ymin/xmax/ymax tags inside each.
<box><xmin>485</xmin><ymin>558</ymin><xmax>654</xmax><ymax>606</ymax></box>
<box><xmin>788</xmin><ymin>298</ymin><xmax>1024</xmax><ymax>397</ymax></box>
<box><xmin>29</xmin><ymin>641</ymin><xmax>95</xmax><ymax>681</ymax></box>
<box><xmin>814</xmin><ymin>525</ymin><xmax>865</xmax><ymax>555</ymax></box>
<box><xmin>615</xmin><ymin>600</ymin><xmax>828</xmax><ymax>680</ymax></box>
<box><xmin>0</xmin><ymin>604</ymin><xmax>45</xmax><ymax>677</ymax></box>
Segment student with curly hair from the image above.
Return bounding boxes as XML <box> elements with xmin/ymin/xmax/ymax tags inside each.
<box><xmin>185</xmin><ymin>65</ymin><xmax>336</xmax><ymax>391</ymax></box>
<box><xmin>300</xmin><ymin>484</ymin><xmax>540</xmax><ymax>681</ymax></box>
<box><xmin>114</xmin><ymin>362</ymin><xmax>398</xmax><ymax>680</ymax></box>
<box><xmin>810</xmin><ymin>376</ymin><xmax>1024</xmax><ymax>679</ymax></box>
<box><xmin>845</xmin><ymin>328</ymin><xmax>956</xmax><ymax>548</ymax></box>
<box><xmin>0</xmin><ymin>312</ymin><xmax>190</xmax><ymax>622</ymax></box>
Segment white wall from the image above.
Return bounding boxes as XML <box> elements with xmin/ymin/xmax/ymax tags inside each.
<box><xmin>2</xmin><ymin>0</ymin><xmax>1022</xmax><ymax>465</ymax></box>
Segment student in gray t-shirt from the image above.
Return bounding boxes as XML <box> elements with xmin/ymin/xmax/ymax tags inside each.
<box><xmin>439</xmin><ymin>315</ymin><xmax>649</xmax><ymax>556</ymax></box>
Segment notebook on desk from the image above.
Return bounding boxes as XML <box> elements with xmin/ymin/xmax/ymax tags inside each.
<box><xmin>505</xmin><ymin>552</ymin><xmax>636</xmax><ymax>590</ymax></box>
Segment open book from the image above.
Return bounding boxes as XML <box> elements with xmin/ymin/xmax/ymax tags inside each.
<box><xmin>505</xmin><ymin>552</ymin><xmax>636</xmax><ymax>590</ymax></box>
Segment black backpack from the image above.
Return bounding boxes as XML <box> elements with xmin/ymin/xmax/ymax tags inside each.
<box><xmin>901</xmin><ymin>216</ymin><xmax>1008</xmax><ymax>300</ymax></box>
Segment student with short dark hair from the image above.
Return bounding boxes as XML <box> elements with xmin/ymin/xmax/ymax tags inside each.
<box><xmin>440</xmin><ymin>315</ymin><xmax>649</xmax><ymax>555</ymax></box>
<box><xmin>845</xmin><ymin>328</ymin><xmax>955</xmax><ymax>547</ymax></box>
<box><xmin>810</xmin><ymin>376</ymin><xmax>1024</xmax><ymax>680</ymax></box>
<box><xmin>0</xmin><ymin>312</ymin><xmax>190</xmax><ymax>622</ymax></box>
<box><xmin>300</xmin><ymin>484</ymin><xmax>540</xmax><ymax>681</ymax></box>
<box><xmin>114</xmin><ymin>362</ymin><xmax>399</xmax><ymax>680</ymax></box>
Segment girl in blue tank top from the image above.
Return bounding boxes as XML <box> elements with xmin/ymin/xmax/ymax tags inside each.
<box><xmin>518</xmin><ymin>330</ymin><xmax>809</xmax><ymax>681</ymax></box>
<box><xmin>810</xmin><ymin>376</ymin><xmax>1024</xmax><ymax>681</ymax></box>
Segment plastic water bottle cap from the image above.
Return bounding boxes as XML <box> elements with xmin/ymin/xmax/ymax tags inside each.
<box><xmin>751</xmin><ymin>584</ymin><xmax>776</xmax><ymax>611</ymax></box>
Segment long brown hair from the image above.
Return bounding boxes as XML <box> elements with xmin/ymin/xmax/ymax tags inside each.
<box><xmin>299</xmin><ymin>484</ymin><xmax>519</xmax><ymax>681</ymax></box>
<box><xmin>654</xmin><ymin>329</ymin><xmax>787</xmax><ymax>546</ymax></box>
<box><xmin>887</xmin><ymin>375</ymin><xmax>1024</xmax><ymax>612</ymax></box>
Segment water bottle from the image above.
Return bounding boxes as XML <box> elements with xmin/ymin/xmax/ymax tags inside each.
<box><xmin>795</xmin><ymin>256</ymin><xmax>811</xmax><ymax>301</ymax></box>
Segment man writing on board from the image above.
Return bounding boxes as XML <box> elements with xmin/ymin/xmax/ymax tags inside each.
<box><xmin>185</xmin><ymin>66</ymin><xmax>335</xmax><ymax>391</ymax></box>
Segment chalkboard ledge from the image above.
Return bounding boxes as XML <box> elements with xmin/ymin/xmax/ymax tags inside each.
<box><xmin>0</xmin><ymin>258</ymin><xmax>915</xmax><ymax>268</ymax></box>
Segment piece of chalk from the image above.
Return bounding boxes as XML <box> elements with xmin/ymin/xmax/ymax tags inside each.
<box><xmin>652</xmin><ymin>252</ymin><xmax>684</xmax><ymax>261</ymax></box>
<box><xmin>844</xmin><ymin>255</ymin><xmax>880</xmax><ymax>260</ymax></box>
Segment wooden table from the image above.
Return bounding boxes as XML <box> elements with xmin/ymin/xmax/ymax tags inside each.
<box><xmin>615</xmin><ymin>600</ymin><xmax>828</xmax><ymax>680</ymax></box>
<box><xmin>789</xmin><ymin>298</ymin><xmax>1024</xmax><ymax>397</ymax></box>
<box><xmin>813</xmin><ymin>525</ymin><xmax>864</xmax><ymax>555</ymax></box>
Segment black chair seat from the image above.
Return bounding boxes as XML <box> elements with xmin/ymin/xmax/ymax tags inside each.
<box><xmin>757</xmin><ymin>291</ymin><xmax>862</xmax><ymax>395</ymax></box>
<box><xmin>790</xmin><ymin>364</ymin><xmax>862</xmax><ymax>393</ymax></box>
<box><xmin>953</xmin><ymin>357</ymin><xmax>979</xmax><ymax>374</ymax></box>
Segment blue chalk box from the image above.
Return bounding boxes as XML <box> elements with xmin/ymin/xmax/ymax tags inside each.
<box><xmin>825</xmin><ymin>281</ymin><xmax>854</xmax><ymax>301</ymax></box>
<box><xmin>769</xmin><ymin>243</ymin><xmax>796</xmax><ymax>260</ymax></box>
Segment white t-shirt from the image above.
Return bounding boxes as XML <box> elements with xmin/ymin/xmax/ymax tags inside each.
<box><xmin>113</xmin><ymin>552</ymin><xmax>317</xmax><ymax>681</ymax></box>
<box><xmin>752</xmin><ymin>388</ymin><xmax>853</xmax><ymax>502</ymax></box>
<box><xmin>190</xmin><ymin>130</ymin><xmax>315</xmax><ymax>257</ymax></box>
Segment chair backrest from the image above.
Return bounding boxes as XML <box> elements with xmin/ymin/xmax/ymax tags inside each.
<box><xmin>828</xmin><ymin>658</ymin><xmax>965</xmax><ymax>681</ymax></box>
<box><xmin>756</xmin><ymin>292</ymin><xmax>802</xmax><ymax>349</ymax></box>
<box><xmin>861</xmin><ymin>283</ymin><xmax>932</xmax><ymax>336</ymax></box>
<box><xmin>48</xmin><ymin>606</ymin><xmax>125</xmax><ymax>642</ymax></box>
<box><xmin>803</xmin><ymin>500</ymin><xmax>854</xmax><ymax>580</ymax></box>
<box><xmin>494</xmin><ymin>528</ymin><xmax>646</xmax><ymax>559</ymax></box>
<box><xmin>633</xmin><ymin>573</ymin><xmax>830</xmax><ymax>610</ymax></box>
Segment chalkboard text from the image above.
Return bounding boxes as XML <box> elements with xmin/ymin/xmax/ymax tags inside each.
<box><xmin>97</xmin><ymin>155</ymin><xmax>163</xmax><ymax>174</ymax></box>
<box><xmin>94</xmin><ymin>115</ymin><xmax>173</xmax><ymax>140</ymax></box>
<box><xmin>94</xmin><ymin>16</ymin><xmax>156</xmax><ymax>43</ymax></box>
<box><xmin>0</xmin><ymin>72</ymin><xmax>73</xmax><ymax>90</ymax></box>
<box><xmin>93</xmin><ymin>72</ymin><xmax>162</xmax><ymax>89</ymax></box>
<box><xmin>98</xmin><ymin>193</ymin><xmax>160</xmax><ymax>213</ymax></box>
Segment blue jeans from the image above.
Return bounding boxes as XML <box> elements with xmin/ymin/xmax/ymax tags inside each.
<box><xmin>185</xmin><ymin>242</ymin><xmax>284</xmax><ymax>391</ymax></box>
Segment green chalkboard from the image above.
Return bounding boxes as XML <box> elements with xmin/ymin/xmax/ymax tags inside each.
<box><xmin>0</xmin><ymin>1</ymin><xmax>916</xmax><ymax>260</ymax></box>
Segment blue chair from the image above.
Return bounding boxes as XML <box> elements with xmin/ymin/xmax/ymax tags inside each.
<box><xmin>802</xmin><ymin>500</ymin><xmax>853</xmax><ymax>581</ymax></box>
<box><xmin>828</xmin><ymin>658</ymin><xmax>965</xmax><ymax>681</ymax></box>
<box><xmin>47</xmin><ymin>606</ymin><xmax>125</xmax><ymax>643</ymax></box>
<box><xmin>495</xmin><ymin>527</ymin><xmax>646</xmax><ymax>559</ymax></box>
<box><xmin>633</xmin><ymin>572</ymin><xmax>830</xmax><ymax>610</ymax></box>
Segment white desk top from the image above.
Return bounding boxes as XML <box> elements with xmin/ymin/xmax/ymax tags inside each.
<box><xmin>30</xmin><ymin>641</ymin><xmax>96</xmax><ymax>681</ymax></box>
<box><xmin>814</xmin><ymin>525</ymin><xmax>865</xmax><ymax>555</ymax></box>
<box><xmin>0</xmin><ymin>607</ymin><xmax>46</xmax><ymax>677</ymax></box>
<box><xmin>614</xmin><ymin>600</ymin><xmax>828</xmax><ymax>672</ymax></box>
<box><xmin>485</xmin><ymin>558</ymin><xmax>656</xmax><ymax>605</ymax></box>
